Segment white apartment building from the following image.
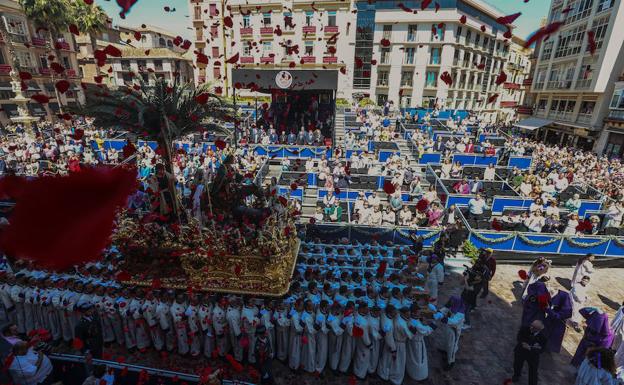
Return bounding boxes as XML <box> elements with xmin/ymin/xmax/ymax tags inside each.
<box><xmin>189</xmin><ymin>0</ymin><xmax>532</xmax><ymax>123</ymax></box>
<box><xmin>529</xmin><ymin>0</ymin><xmax>623</xmax><ymax>152</ymax></box>
<box><xmin>603</xmin><ymin>72</ymin><xmax>624</xmax><ymax>158</ymax></box>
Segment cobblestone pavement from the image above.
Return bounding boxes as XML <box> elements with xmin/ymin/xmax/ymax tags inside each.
<box><xmin>271</xmin><ymin>264</ymin><xmax>624</xmax><ymax>385</ymax></box>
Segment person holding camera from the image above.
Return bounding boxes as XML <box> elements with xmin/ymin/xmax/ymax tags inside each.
<box><xmin>8</xmin><ymin>341</ymin><xmax>53</xmax><ymax>385</ymax></box>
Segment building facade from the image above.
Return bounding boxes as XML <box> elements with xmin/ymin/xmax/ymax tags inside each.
<box><xmin>189</xmin><ymin>0</ymin><xmax>532</xmax><ymax>123</ymax></box>
<box><xmin>0</xmin><ymin>0</ymin><xmax>83</xmax><ymax>126</ymax></box>
<box><xmin>529</xmin><ymin>0</ymin><xmax>623</xmax><ymax>152</ymax></box>
<box><xmin>602</xmin><ymin>73</ymin><xmax>624</xmax><ymax>158</ymax></box>
<box><xmin>188</xmin><ymin>0</ymin><xmax>354</xmax><ymax>98</ymax></box>
<box><xmin>77</xmin><ymin>23</ymin><xmax>194</xmax><ymax>88</ymax></box>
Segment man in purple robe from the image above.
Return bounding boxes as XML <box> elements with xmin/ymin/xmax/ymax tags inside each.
<box><xmin>543</xmin><ymin>290</ymin><xmax>573</xmax><ymax>353</ymax></box>
<box><xmin>521</xmin><ymin>278</ymin><xmax>550</xmax><ymax>327</ymax></box>
<box><xmin>571</xmin><ymin>308</ymin><xmax>614</xmax><ymax>367</ymax></box>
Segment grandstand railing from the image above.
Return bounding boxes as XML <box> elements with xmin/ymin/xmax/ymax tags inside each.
<box><xmin>303</xmin><ymin>223</ymin><xmax>442</xmax><ymax>247</ymax></box>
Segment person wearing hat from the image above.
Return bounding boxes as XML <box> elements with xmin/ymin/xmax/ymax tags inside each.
<box><xmin>377</xmin><ymin>304</ymin><xmax>397</xmax><ymax>381</ymax></box>
<box><xmin>425</xmin><ymin>255</ymin><xmax>444</xmax><ymax>305</ymax></box>
<box><xmin>353</xmin><ymin>302</ymin><xmax>373</xmax><ymax>380</ymax></box>
<box><xmin>74</xmin><ymin>302</ymin><xmax>103</xmax><ymax>359</ymax></box>
<box><xmin>254</xmin><ymin>324</ymin><xmax>273</xmax><ymax>384</ymax></box>
<box><xmin>327</xmin><ymin>301</ymin><xmax>344</xmax><ymax>372</ymax></box>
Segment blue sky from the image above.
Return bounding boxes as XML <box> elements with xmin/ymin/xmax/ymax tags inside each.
<box><xmin>97</xmin><ymin>0</ymin><xmax>550</xmax><ymax>42</ymax></box>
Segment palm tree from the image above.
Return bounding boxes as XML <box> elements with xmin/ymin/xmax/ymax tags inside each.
<box><xmin>75</xmin><ymin>75</ymin><xmax>234</xmax><ymax>220</ymax></box>
<box><xmin>71</xmin><ymin>0</ymin><xmax>107</xmax><ymax>78</ymax></box>
<box><xmin>19</xmin><ymin>0</ymin><xmax>73</xmax><ymax>112</ymax></box>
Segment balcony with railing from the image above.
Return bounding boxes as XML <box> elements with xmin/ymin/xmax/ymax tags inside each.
<box><xmin>240</xmin><ymin>56</ymin><xmax>254</xmax><ymax>64</ymax></box>
<box><xmin>517</xmin><ymin>106</ymin><xmax>533</xmax><ymax>115</ymax></box>
<box><xmin>55</xmin><ymin>40</ymin><xmax>71</xmax><ymax>50</ymax></box>
<box><xmin>302</xmin><ymin>25</ymin><xmax>316</xmax><ymax>34</ymax></box>
<box><xmin>550</xmin><ymin>110</ymin><xmax>574</xmax><ymax>121</ymax></box>
<box><xmin>32</xmin><ymin>37</ymin><xmax>47</xmax><ymax>47</ymax></box>
<box><xmin>523</xmin><ymin>78</ymin><xmax>533</xmax><ymax>87</ymax></box>
<box><xmin>606</xmin><ymin>110</ymin><xmax>624</xmax><ymax>122</ymax></box>
<box><xmin>240</xmin><ymin>27</ymin><xmax>253</xmax><ymax>36</ymax></box>
<box><xmin>324</xmin><ymin>26</ymin><xmax>338</xmax><ymax>33</ymax></box>
<box><xmin>260</xmin><ymin>27</ymin><xmax>274</xmax><ymax>35</ymax></box>
<box><xmin>301</xmin><ymin>56</ymin><xmax>316</xmax><ymax>63</ymax></box>
<box><xmin>0</xmin><ymin>64</ymin><xmax>12</xmax><ymax>74</ymax></box>
<box><xmin>500</xmin><ymin>101</ymin><xmax>518</xmax><ymax>108</ymax></box>
<box><xmin>503</xmin><ymin>82</ymin><xmax>521</xmax><ymax>90</ymax></box>
<box><xmin>260</xmin><ymin>56</ymin><xmax>274</xmax><ymax>63</ymax></box>
<box><xmin>577</xmin><ymin>114</ymin><xmax>593</xmax><ymax>124</ymax></box>
<box><xmin>547</xmin><ymin>80</ymin><xmax>572</xmax><ymax>90</ymax></box>
<box><xmin>576</xmin><ymin>79</ymin><xmax>592</xmax><ymax>89</ymax></box>
<box><xmin>323</xmin><ymin>56</ymin><xmax>337</xmax><ymax>64</ymax></box>
<box><xmin>39</xmin><ymin>67</ymin><xmax>51</xmax><ymax>75</ymax></box>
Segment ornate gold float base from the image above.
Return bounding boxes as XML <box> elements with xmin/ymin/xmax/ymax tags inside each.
<box><xmin>124</xmin><ymin>238</ymin><xmax>300</xmax><ymax>297</ymax></box>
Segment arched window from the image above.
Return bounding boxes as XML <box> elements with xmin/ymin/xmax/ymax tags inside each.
<box><xmin>159</xmin><ymin>37</ymin><xmax>166</xmax><ymax>46</ymax></box>
<box><xmin>167</xmin><ymin>40</ymin><xmax>173</xmax><ymax>48</ymax></box>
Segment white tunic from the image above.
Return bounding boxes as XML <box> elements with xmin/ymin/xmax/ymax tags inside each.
<box><xmin>198</xmin><ymin>304</ymin><xmax>214</xmax><ymax>358</ymax></box>
<box><xmin>314</xmin><ymin>311</ymin><xmax>329</xmax><ymax>373</ymax></box>
<box><xmin>288</xmin><ymin>310</ymin><xmax>304</xmax><ymax>370</ymax></box>
<box><xmin>441</xmin><ymin>312</ymin><xmax>464</xmax><ymax>364</ymax></box>
<box><xmin>338</xmin><ymin>313</ymin><xmax>355</xmax><ymax>373</ymax></box>
<box><xmin>377</xmin><ymin>316</ymin><xmax>396</xmax><ymax>381</ymax></box>
<box><xmin>211</xmin><ymin>305</ymin><xmax>228</xmax><ymax>357</ymax></box>
<box><xmin>353</xmin><ymin>312</ymin><xmax>372</xmax><ymax>379</ymax></box>
<box><xmin>300</xmin><ymin>310</ymin><xmax>317</xmax><ymax>373</ymax></box>
<box><xmin>226</xmin><ymin>306</ymin><xmax>243</xmax><ymax>361</ymax></box>
<box><xmin>185</xmin><ymin>305</ymin><xmax>202</xmax><ymax>356</ymax></box>
<box><xmin>368</xmin><ymin>315</ymin><xmax>382</xmax><ymax>374</ymax></box>
<box><xmin>610</xmin><ymin>306</ymin><xmax>624</xmax><ymax>351</ymax></box>
<box><xmin>328</xmin><ymin>313</ymin><xmax>344</xmax><ymax>371</ymax></box>
<box><xmin>390</xmin><ymin>316</ymin><xmax>413</xmax><ymax>385</ymax></box>
<box><xmin>406</xmin><ymin>318</ymin><xmax>433</xmax><ymax>381</ymax></box>
<box><xmin>275</xmin><ymin>309</ymin><xmax>291</xmax><ymax>362</ymax></box>
<box><xmin>426</xmin><ymin>263</ymin><xmax>445</xmax><ymax>303</ymax></box>
<box><xmin>171</xmin><ymin>301</ymin><xmax>189</xmax><ymax>355</ymax></box>
<box><xmin>130</xmin><ymin>298</ymin><xmax>151</xmax><ymax>350</ymax></box>
<box><xmin>241</xmin><ymin>306</ymin><xmax>260</xmax><ymax>363</ymax></box>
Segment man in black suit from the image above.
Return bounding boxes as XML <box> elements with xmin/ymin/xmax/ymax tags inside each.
<box><xmin>512</xmin><ymin>320</ymin><xmax>546</xmax><ymax>385</ymax></box>
<box><xmin>74</xmin><ymin>303</ymin><xmax>103</xmax><ymax>359</ymax></box>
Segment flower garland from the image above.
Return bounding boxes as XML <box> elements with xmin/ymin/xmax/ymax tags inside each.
<box><xmin>395</xmin><ymin>227</ymin><xmax>442</xmax><ymax>240</ymax></box>
<box><xmin>252</xmin><ymin>145</ymin><xmax>330</xmax><ymax>156</ymax></box>
<box><xmin>517</xmin><ymin>233</ymin><xmax>561</xmax><ymax>246</ymax></box>
<box><xmin>564</xmin><ymin>237</ymin><xmax>609</xmax><ymax>248</ymax></box>
<box><xmin>471</xmin><ymin>231</ymin><xmax>517</xmax><ymax>244</ymax></box>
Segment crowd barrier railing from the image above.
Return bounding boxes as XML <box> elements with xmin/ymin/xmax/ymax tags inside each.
<box><xmin>469</xmin><ymin>230</ymin><xmax>624</xmax><ymax>257</ymax></box>
<box><xmin>507</xmin><ymin>156</ymin><xmax>533</xmax><ymax>170</ymax></box>
<box><xmin>249</xmin><ymin>144</ymin><xmax>331</xmax><ymax>159</ymax></box>
<box><xmin>302</xmin><ymin>222</ymin><xmax>442</xmax><ymax>247</ymax></box>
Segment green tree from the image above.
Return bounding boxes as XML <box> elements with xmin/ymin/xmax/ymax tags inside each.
<box><xmin>71</xmin><ymin>0</ymin><xmax>108</xmax><ymax>77</ymax></box>
<box><xmin>19</xmin><ymin>0</ymin><xmax>73</xmax><ymax>111</ymax></box>
<box><xmin>76</xmin><ymin>76</ymin><xmax>234</xmax><ymax>220</ymax></box>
